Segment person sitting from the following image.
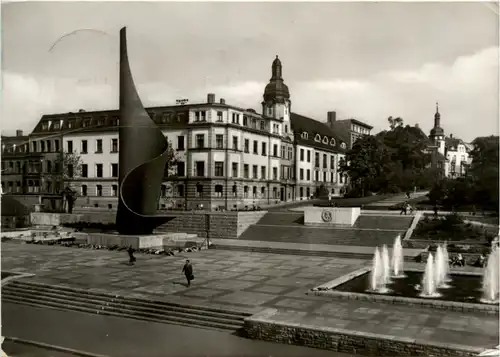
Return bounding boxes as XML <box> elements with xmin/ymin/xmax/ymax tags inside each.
<box><xmin>473</xmin><ymin>254</ymin><xmax>486</xmax><ymax>268</ymax></box>
<box><xmin>456</xmin><ymin>253</ymin><xmax>466</xmax><ymax>267</ymax></box>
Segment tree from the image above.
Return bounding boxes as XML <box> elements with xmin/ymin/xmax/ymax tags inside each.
<box><xmin>468</xmin><ymin>136</ymin><xmax>499</xmax><ymax>211</ymax></box>
<box><xmin>159</xmin><ymin>140</ymin><xmax>179</xmax><ymax>209</ymax></box>
<box><xmin>388</xmin><ymin>116</ymin><xmax>404</xmax><ymax>130</ymax></box>
<box><xmin>45</xmin><ymin>152</ymin><xmax>82</xmax><ymax>213</ymax></box>
<box><xmin>341</xmin><ymin>120</ymin><xmax>435</xmax><ymax>197</ymax></box>
<box><xmin>340</xmin><ymin>135</ymin><xmax>391</xmax><ymax>196</ymax></box>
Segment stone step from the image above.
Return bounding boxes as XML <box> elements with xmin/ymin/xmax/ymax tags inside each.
<box><xmin>239</xmin><ymin>225</ymin><xmax>407</xmax><ymax>247</ymax></box>
<box><xmin>5</xmin><ymin>282</ymin><xmax>246</xmax><ymax>320</ymax></box>
<box><xmin>212</xmin><ymin>244</ymin><xmax>418</xmax><ymax>262</ymax></box>
<box><xmin>7</xmin><ymin>281</ymin><xmax>248</xmax><ymax>317</ymax></box>
<box><xmin>3</xmin><ymin>281</ymin><xmax>249</xmax><ymax>332</ymax></box>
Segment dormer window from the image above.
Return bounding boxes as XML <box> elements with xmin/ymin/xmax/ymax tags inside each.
<box><xmin>314</xmin><ymin>134</ymin><xmax>321</xmax><ymax>142</ymax></box>
<box><xmin>42</xmin><ymin>122</ymin><xmax>49</xmax><ymax>131</ymax></box>
<box><xmin>162</xmin><ymin>114</ymin><xmax>169</xmax><ymax>123</ymax></box>
<box><xmin>322</xmin><ymin>136</ymin><xmax>329</xmax><ymax>144</ymax></box>
<box><xmin>53</xmin><ymin>121</ymin><xmax>61</xmax><ymax>130</ymax></box>
<box><xmin>268</xmin><ymin>107</ymin><xmax>273</xmax><ymax>116</ymax></box>
<box><xmin>97</xmin><ymin>117</ymin><xmax>105</xmax><ymax>126</ymax></box>
<box><xmin>330</xmin><ymin>138</ymin><xmax>336</xmax><ymax>146</ymax></box>
<box><xmin>340</xmin><ymin>143</ymin><xmax>346</xmax><ymax>149</ymax></box>
<box><xmin>301</xmin><ymin>132</ymin><xmax>308</xmax><ymax>139</ymax></box>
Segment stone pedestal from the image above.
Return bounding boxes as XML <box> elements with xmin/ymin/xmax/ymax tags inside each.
<box><xmin>304</xmin><ymin>207</ymin><xmax>361</xmax><ymax>227</ymax></box>
<box><xmin>76</xmin><ymin>232</ymin><xmax>204</xmax><ymax>250</ymax></box>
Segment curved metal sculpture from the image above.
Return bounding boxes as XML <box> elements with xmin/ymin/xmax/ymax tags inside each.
<box><xmin>116</xmin><ymin>27</ymin><xmax>174</xmax><ymax>235</ymax></box>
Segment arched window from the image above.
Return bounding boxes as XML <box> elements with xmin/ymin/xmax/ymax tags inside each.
<box><xmin>301</xmin><ymin>132</ymin><xmax>308</xmax><ymax>139</ymax></box>
<box><xmin>330</xmin><ymin>138</ymin><xmax>336</xmax><ymax>146</ymax></box>
<box><xmin>243</xmin><ymin>185</ymin><xmax>249</xmax><ymax>198</ymax></box>
<box><xmin>322</xmin><ymin>136</ymin><xmax>328</xmax><ymax>144</ymax></box>
<box><xmin>232</xmin><ymin>184</ymin><xmax>237</xmax><ymax>197</ymax></box>
<box><xmin>314</xmin><ymin>134</ymin><xmax>321</xmax><ymax>142</ymax></box>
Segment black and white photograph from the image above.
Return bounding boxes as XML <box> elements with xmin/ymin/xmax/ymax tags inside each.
<box><xmin>1</xmin><ymin>1</ymin><xmax>499</xmax><ymax>357</ymax></box>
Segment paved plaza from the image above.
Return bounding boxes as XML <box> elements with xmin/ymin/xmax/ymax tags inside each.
<box><xmin>2</xmin><ymin>242</ymin><xmax>499</xmax><ymax>350</ymax></box>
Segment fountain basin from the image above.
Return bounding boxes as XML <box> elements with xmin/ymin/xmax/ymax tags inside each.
<box><xmin>309</xmin><ymin>267</ymin><xmax>499</xmax><ymax>315</ymax></box>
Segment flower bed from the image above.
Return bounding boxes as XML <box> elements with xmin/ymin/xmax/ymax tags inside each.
<box><xmin>411</xmin><ymin>213</ymin><xmax>496</xmax><ymax>242</ymax></box>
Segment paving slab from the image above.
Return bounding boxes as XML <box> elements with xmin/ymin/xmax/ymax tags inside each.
<box><xmin>2</xmin><ymin>242</ymin><xmax>497</xmax><ymax>352</ymax></box>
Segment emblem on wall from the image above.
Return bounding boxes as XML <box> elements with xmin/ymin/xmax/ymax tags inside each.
<box><xmin>321</xmin><ymin>210</ymin><xmax>333</xmax><ymax>222</ymax></box>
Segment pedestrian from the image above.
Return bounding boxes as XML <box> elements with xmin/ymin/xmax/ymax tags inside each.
<box><xmin>400</xmin><ymin>202</ymin><xmax>407</xmax><ymax>215</ymax></box>
<box><xmin>328</xmin><ymin>192</ymin><xmax>332</xmax><ymax>207</ymax></box>
<box><xmin>127</xmin><ymin>245</ymin><xmax>136</xmax><ymax>265</ymax></box>
<box><xmin>433</xmin><ymin>204</ymin><xmax>439</xmax><ymax>217</ymax></box>
<box><xmin>182</xmin><ymin>259</ymin><xmax>194</xmax><ymax>287</ymax></box>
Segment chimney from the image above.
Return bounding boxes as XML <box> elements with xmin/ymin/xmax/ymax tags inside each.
<box><xmin>415</xmin><ymin>123</ymin><xmax>419</xmax><ymax>129</ymax></box>
<box><xmin>16</xmin><ymin>130</ymin><xmax>23</xmax><ymax>137</ymax></box>
<box><xmin>207</xmin><ymin>93</ymin><xmax>215</xmax><ymax>104</ymax></box>
<box><xmin>327</xmin><ymin>111</ymin><xmax>336</xmax><ymax>126</ymax></box>
<box><xmin>220</xmin><ymin>98</ymin><xmax>226</xmax><ymax>105</ymax></box>
<box><xmin>450</xmin><ymin>133</ymin><xmax>453</xmax><ymax>138</ymax></box>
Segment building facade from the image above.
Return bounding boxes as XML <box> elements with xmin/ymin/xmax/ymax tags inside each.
<box><xmin>24</xmin><ymin>56</ymin><xmax>350</xmax><ymax>211</ymax></box>
<box><xmin>428</xmin><ymin>103</ymin><xmax>471</xmax><ymax>178</ymax></box>
<box><xmin>325</xmin><ymin>112</ymin><xmax>373</xmax><ymax>149</ymax></box>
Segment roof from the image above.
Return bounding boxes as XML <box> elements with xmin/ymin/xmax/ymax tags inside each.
<box><xmin>445</xmin><ymin>136</ymin><xmax>468</xmax><ymax>151</ymax></box>
<box><xmin>30</xmin><ymin>102</ymin><xmax>270</xmax><ymax>136</ymax></box>
<box><xmin>290</xmin><ymin>112</ymin><xmax>348</xmax><ymax>153</ymax></box>
<box><xmin>336</xmin><ymin>118</ymin><xmax>373</xmax><ymax>130</ymax></box>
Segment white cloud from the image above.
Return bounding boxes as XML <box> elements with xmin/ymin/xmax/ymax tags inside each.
<box><xmin>2</xmin><ymin>46</ymin><xmax>498</xmax><ymax>142</ymax></box>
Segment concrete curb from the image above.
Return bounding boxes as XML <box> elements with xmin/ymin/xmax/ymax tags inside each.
<box><xmin>3</xmin><ymin>336</ymin><xmax>110</xmax><ymax>357</ymax></box>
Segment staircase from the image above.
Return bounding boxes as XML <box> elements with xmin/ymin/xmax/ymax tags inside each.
<box><xmin>2</xmin><ymin>280</ymin><xmax>251</xmax><ymax>332</ymax></box>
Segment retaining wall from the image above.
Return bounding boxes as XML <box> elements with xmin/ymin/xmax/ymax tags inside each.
<box><xmin>244</xmin><ymin>309</ymin><xmax>482</xmax><ymax>357</ymax></box>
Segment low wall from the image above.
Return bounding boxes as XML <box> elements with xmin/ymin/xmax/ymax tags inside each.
<box><xmin>32</xmin><ymin>210</ymin><xmax>268</xmax><ymax>240</ymax></box>
<box><xmin>304</xmin><ymin>207</ymin><xmax>361</xmax><ymax>227</ymax></box>
<box><xmin>156</xmin><ymin>211</ymin><xmax>268</xmax><ymax>239</ymax></box>
<box><xmin>76</xmin><ymin>232</ymin><xmax>202</xmax><ymax>249</ymax></box>
<box><xmin>245</xmin><ymin>309</ymin><xmax>482</xmax><ymax>357</ymax></box>
<box><xmin>30</xmin><ymin>212</ymin><xmax>115</xmax><ymax>226</ymax></box>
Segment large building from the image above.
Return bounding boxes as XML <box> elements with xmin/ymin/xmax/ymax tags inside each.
<box><xmin>325</xmin><ymin>112</ymin><xmax>373</xmax><ymax>149</ymax></box>
<box><xmin>428</xmin><ymin>103</ymin><xmax>472</xmax><ymax>178</ymax></box>
<box><xmin>8</xmin><ymin>56</ymin><xmax>352</xmax><ymax>212</ymax></box>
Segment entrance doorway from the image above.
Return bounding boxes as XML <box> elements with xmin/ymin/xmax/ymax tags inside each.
<box><xmin>280</xmin><ymin>187</ymin><xmax>284</xmax><ymax>201</ymax></box>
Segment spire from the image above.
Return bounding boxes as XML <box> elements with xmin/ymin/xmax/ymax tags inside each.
<box><xmin>434</xmin><ymin>101</ymin><xmax>441</xmax><ymax>127</ymax></box>
<box><xmin>271</xmin><ymin>55</ymin><xmax>282</xmax><ymax>80</ymax></box>
<box><xmin>263</xmin><ymin>55</ymin><xmax>289</xmax><ymax>103</ymax></box>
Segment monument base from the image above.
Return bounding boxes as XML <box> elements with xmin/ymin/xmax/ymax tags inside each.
<box><xmin>73</xmin><ymin>231</ymin><xmax>204</xmax><ymax>250</ymax></box>
<box><xmin>304</xmin><ymin>207</ymin><xmax>361</xmax><ymax>227</ymax></box>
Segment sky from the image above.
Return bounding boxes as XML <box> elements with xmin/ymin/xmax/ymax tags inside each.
<box><xmin>2</xmin><ymin>1</ymin><xmax>499</xmax><ymax>141</ymax></box>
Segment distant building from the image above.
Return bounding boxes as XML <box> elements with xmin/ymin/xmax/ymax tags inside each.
<box><xmin>17</xmin><ymin>56</ymin><xmax>352</xmax><ymax>212</ymax></box>
<box><xmin>428</xmin><ymin>103</ymin><xmax>471</xmax><ymax>178</ymax></box>
<box><xmin>325</xmin><ymin>112</ymin><xmax>373</xmax><ymax>149</ymax></box>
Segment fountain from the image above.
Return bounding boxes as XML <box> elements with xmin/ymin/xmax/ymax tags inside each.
<box><xmin>420</xmin><ymin>253</ymin><xmax>441</xmax><ymax>298</ymax></box>
<box><xmin>382</xmin><ymin>245</ymin><xmax>391</xmax><ymax>284</ymax></box>
<box><xmin>391</xmin><ymin>234</ymin><xmax>405</xmax><ymax>278</ymax></box>
<box><xmin>442</xmin><ymin>242</ymin><xmax>451</xmax><ymax>282</ymax></box>
<box><xmin>434</xmin><ymin>245</ymin><xmax>451</xmax><ymax>288</ymax></box>
<box><xmin>481</xmin><ymin>246</ymin><xmax>499</xmax><ymax>304</ymax></box>
<box><xmin>370</xmin><ymin>247</ymin><xmax>390</xmax><ymax>293</ymax></box>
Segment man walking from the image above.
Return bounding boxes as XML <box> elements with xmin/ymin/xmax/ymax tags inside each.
<box><xmin>127</xmin><ymin>245</ymin><xmax>136</xmax><ymax>265</ymax></box>
<box><xmin>182</xmin><ymin>259</ymin><xmax>194</xmax><ymax>287</ymax></box>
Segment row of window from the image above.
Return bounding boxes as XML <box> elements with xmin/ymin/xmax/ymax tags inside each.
<box><xmin>197</xmin><ymin>111</ymin><xmax>287</xmax><ymax>134</ymax></box>
<box><xmin>299</xmin><ymin>149</ymin><xmax>340</xmax><ymax>170</ymax></box>
<box><xmin>298</xmin><ymin>169</ymin><xmax>346</xmax><ymax>184</ymax></box>
<box><xmin>66</xmin><ymin>139</ymin><xmax>118</xmax><ymax>154</ymax></box>
<box><xmin>76</xmin><ymin>163</ymin><xmax>118</xmax><ymax>178</ymax></box>
<box><xmin>300</xmin><ymin>132</ymin><xmax>346</xmax><ymax>148</ymax></box>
